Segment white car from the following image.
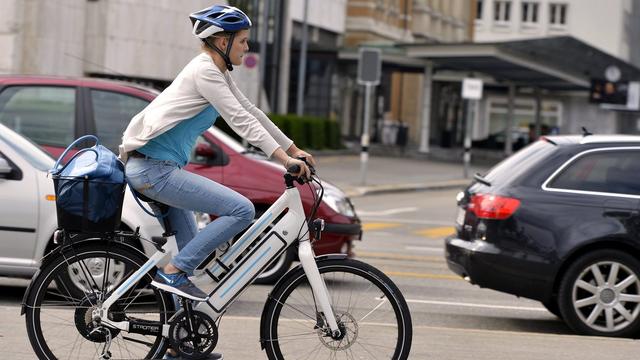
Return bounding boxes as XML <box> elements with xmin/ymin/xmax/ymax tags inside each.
<box><xmin>0</xmin><ymin>123</ymin><xmax>164</xmax><ymax>281</ymax></box>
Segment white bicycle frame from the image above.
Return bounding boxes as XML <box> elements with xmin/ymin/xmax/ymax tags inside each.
<box><xmin>96</xmin><ymin>182</ymin><xmax>341</xmax><ymax>337</ymax></box>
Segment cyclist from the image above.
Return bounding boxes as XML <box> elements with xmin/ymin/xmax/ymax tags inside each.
<box><xmin>119</xmin><ymin>5</ymin><xmax>314</xmax><ymax>357</ymax></box>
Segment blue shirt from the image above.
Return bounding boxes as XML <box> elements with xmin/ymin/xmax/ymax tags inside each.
<box><xmin>137</xmin><ymin>105</ymin><xmax>219</xmax><ymax>167</ymax></box>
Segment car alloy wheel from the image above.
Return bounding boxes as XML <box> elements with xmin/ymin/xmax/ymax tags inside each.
<box><xmin>559</xmin><ymin>250</ymin><xmax>640</xmax><ymax>337</ymax></box>
<box><xmin>68</xmin><ymin>257</ymin><xmax>127</xmax><ymax>293</ymax></box>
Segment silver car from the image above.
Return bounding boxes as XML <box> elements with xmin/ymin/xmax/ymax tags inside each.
<box><xmin>0</xmin><ymin>123</ymin><xmax>164</xmax><ymax>289</ymax></box>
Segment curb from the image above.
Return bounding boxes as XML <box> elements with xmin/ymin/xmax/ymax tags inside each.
<box><xmin>343</xmin><ymin>179</ymin><xmax>470</xmax><ymax>197</ymax></box>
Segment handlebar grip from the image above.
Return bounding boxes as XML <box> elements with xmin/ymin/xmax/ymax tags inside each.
<box><xmin>287</xmin><ymin>164</ymin><xmax>301</xmax><ymax>174</ymax></box>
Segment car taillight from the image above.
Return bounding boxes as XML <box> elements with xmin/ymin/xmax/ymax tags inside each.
<box><xmin>468</xmin><ymin>194</ymin><xmax>520</xmax><ymax>220</ymax></box>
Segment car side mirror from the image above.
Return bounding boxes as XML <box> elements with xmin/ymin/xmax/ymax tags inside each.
<box><xmin>0</xmin><ymin>157</ymin><xmax>12</xmax><ymax>178</ymax></box>
<box><xmin>195</xmin><ymin>142</ymin><xmax>218</xmax><ymax>161</ymax></box>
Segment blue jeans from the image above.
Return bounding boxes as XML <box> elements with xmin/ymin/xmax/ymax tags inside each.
<box><xmin>125</xmin><ymin>157</ymin><xmax>255</xmax><ymax>275</ymax></box>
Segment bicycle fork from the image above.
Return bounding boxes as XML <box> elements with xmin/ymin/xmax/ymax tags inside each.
<box><xmin>298</xmin><ymin>239</ymin><xmax>341</xmax><ymax>337</ymax></box>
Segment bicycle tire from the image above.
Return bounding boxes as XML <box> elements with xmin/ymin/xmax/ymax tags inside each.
<box><xmin>261</xmin><ymin>258</ymin><xmax>412</xmax><ymax>360</ymax></box>
<box><xmin>24</xmin><ymin>241</ymin><xmax>174</xmax><ymax>360</ymax></box>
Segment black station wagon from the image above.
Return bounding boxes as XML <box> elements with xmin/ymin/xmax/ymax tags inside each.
<box><xmin>446</xmin><ymin>134</ymin><xmax>640</xmax><ymax>337</ymax></box>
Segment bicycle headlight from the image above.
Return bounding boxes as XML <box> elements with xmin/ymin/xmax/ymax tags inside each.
<box><xmin>318</xmin><ymin>183</ymin><xmax>355</xmax><ymax>217</ymax></box>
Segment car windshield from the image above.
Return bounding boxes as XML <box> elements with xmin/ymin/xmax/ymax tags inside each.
<box><xmin>0</xmin><ymin>124</ymin><xmax>54</xmax><ymax>171</ymax></box>
<box><xmin>483</xmin><ymin>139</ymin><xmax>556</xmax><ymax>185</ymax></box>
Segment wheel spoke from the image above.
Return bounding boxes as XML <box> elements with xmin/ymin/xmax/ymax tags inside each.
<box><xmin>615</xmin><ymin>274</ymin><xmax>638</xmax><ymax>291</ymax></box>
<box><xmin>586</xmin><ymin>304</ymin><xmax>603</xmax><ymax>325</ymax></box>
<box><xmin>575</xmin><ymin>295</ymin><xmax>598</xmax><ymax>308</ymax></box>
<box><xmin>614</xmin><ymin>303</ymin><xmax>635</xmax><ymax>322</ymax></box>
<box><xmin>604</xmin><ymin>308</ymin><xmax>615</xmax><ymax>330</ymax></box>
<box><xmin>576</xmin><ymin>280</ymin><xmax>598</xmax><ymax>294</ymax></box>
<box><xmin>358</xmin><ymin>296</ymin><xmax>387</xmax><ymax>323</ymax></box>
<box><xmin>608</xmin><ymin>263</ymin><xmax>620</xmax><ymax>284</ymax></box>
<box><xmin>590</xmin><ymin>265</ymin><xmax>606</xmax><ymax>287</ymax></box>
<box><xmin>619</xmin><ymin>294</ymin><xmax>640</xmax><ymax>303</ymax></box>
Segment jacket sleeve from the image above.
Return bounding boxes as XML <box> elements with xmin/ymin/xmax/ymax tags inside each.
<box><xmin>226</xmin><ymin>73</ymin><xmax>294</xmax><ymax>151</ymax></box>
<box><xmin>194</xmin><ymin>63</ymin><xmax>281</xmax><ymax>157</ymax></box>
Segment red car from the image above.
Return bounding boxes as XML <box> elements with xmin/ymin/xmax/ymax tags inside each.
<box><xmin>0</xmin><ymin>75</ymin><xmax>362</xmax><ymax>283</ymax></box>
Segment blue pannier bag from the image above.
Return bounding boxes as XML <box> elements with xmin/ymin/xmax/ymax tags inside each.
<box><xmin>50</xmin><ymin>135</ymin><xmax>126</xmax><ymax>232</ymax></box>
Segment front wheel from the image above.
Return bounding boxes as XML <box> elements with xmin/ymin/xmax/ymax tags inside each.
<box><xmin>261</xmin><ymin>258</ymin><xmax>412</xmax><ymax>359</ymax></box>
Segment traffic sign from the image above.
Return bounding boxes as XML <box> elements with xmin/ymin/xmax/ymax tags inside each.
<box><xmin>357</xmin><ymin>48</ymin><xmax>381</xmax><ymax>85</ymax></box>
<box><xmin>462</xmin><ymin>78</ymin><xmax>483</xmax><ymax>100</ymax></box>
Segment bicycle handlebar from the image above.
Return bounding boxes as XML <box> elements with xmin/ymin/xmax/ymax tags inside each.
<box><xmin>286</xmin><ymin>157</ymin><xmax>315</xmax><ymax>183</ymax></box>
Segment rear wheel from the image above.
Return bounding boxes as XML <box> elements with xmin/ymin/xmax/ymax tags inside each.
<box><xmin>558</xmin><ymin>250</ymin><xmax>640</xmax><ymax>337</ymax></box>
<box><xmin>24</xmin><ymin>241</ymin><xmax>174</xmax><ymax>359</ymax></box>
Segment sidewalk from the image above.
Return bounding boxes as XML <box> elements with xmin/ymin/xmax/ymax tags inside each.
<box><xmin>316</xmin><ymin>154</ymin><xmax>492</xmax><ymax>197</ymax></box>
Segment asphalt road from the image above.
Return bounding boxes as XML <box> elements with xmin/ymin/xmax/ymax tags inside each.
<box><xmin>2</xmin><ymin>189</ymin><xmax>639</xmax><ymax>359</ymax></box>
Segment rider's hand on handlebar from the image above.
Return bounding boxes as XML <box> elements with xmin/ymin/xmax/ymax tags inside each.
<box><xmin>288</xmin><ymin>149</ymin><xmax>316</xmax><ymax>167</ymax></box>
<box><xmin>286</xmin><ymin>157</ymin><xmax>311</xmax><ymax>179</ymax></box>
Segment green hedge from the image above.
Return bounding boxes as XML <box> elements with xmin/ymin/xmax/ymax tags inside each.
<box><xmin>214</xmin><ymin>114</ymin><xmax>342</xmax><ymax>150</ymax></box>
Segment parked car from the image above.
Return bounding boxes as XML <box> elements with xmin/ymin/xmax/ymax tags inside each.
<box><xmin>446</xmin><ymin>134</ymin><xmax>640</xmax><ymax>337</ymax></box>
<box><xmin>0</xmin><ymin>122</ymin><xmax>163</xmax><ymax>286</ymax></box>
<box><xmin>0</xmin><ymin>75</ymin><xmax>362</xmax><ymax>283</ymax></box>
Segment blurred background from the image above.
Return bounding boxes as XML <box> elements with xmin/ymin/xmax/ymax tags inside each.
<box><xmin>2</xmin><ymin>0</ymin><xmax>639</xmax><ymax>162</ymax></box>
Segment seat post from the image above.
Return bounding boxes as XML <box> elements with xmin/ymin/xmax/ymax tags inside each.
<box><xmin>156</xmin><ymin>203</ymin><xmax>175</xmax><ymax>238</ymax></box>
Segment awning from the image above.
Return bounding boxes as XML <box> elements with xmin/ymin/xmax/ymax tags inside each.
<box><xmin>400</xmin><ymin>36</ymin><xmax>640</xmax><ymax>90</ymax></box>
<box><xmin>338</xmin><ymin>46</ymin><xmax>428</xmax><ymax>72</ymax></box>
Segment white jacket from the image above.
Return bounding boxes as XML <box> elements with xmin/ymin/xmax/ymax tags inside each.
<box><xmin>119</xmin><ymin>53</ymin><xmax>292</xmax><ymax>161</ymax></box>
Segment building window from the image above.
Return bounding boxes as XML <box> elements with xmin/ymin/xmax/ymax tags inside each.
<box><xmin>481</xmin><ymin>98</ymin><xmax>562</xmax><ymax>150</ymax></box>
<box><xmin>521</xmin><ymin>2</ymin><xmax>539</xmax><ymax>23</ymax></box>
<box><xmin>549</xmin><ymin>3</ymin><xmax>568</xmax><ymax>26</ymax></box>
<box><xmin>493</xmin><ymin>1</ymin><xmax>511</xmax><ymax>22</ymax></box>
<box><xmin>476</xmin><ymin>0</ymin><xmax>483</xmax><ymax>20</ymax></box>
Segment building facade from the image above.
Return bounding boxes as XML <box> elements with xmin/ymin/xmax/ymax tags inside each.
<box><xmin>339</xmin><ymin>0</ymin><xmax>473</xmax><ymax>147</ymax></box>
<box><xmin>471</xmin><ymin>0</ymin><xmax>640</xmax><ymax>144</ymax></box>
<box><xmin>0</xmin><ymin>0</ymin><xmax>213</xmax><ymax>86</ymax></box>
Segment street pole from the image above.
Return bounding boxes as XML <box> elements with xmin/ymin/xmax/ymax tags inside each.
<box><xmin>463</xmin><ymin>99</ymin><xmax>474</xmax><ymax>178</ymax></box>
<box><xmin>295</xmin><ymin>0</ymin><xmax>309</xmax><ymax>116</ymax></box>
<box><xmin>360</xmin><ymin>83</ymin><xmax>372</xmax><ymax>185</ymax></box>
<box><xmin>258</xmin><ymin>0</ymin><xmax>269</xmax><ymax>109</ymax></box>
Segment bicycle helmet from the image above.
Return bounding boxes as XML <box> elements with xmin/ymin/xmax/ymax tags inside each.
<box><xmin>190</xmin><ymin>5</ymin><xmax>252</xmax><ymax>71</ymax></box>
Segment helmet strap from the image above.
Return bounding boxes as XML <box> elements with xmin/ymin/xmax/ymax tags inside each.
<box><xmin>203</xmin><ymin>34</ymin><xmax>235</xmax><ymax>71</ymax></box>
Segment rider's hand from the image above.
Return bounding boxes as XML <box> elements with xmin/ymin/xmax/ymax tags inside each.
<box><xmin>287</xmin><ymin>145</ymin><xmax>316</xmax><ymax>167</ymax></box>
<box><xmin>286</xmin><ymin>157</ymin><xmax>310</xmax><ymax>179</ymax></box>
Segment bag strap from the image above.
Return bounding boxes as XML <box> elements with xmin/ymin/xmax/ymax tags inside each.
<box><xmin>125</xmin><ymin>178</ymin><xmax>169</xmax><ymax>218</ymax></box>
<box><xmin>51</xmin><ymin>148</ymin><xmax>99</xmax><ymax>175</ymax></box>
<box><xmin>51</xmin><ymin>135</ymin><xmax>100</xmax><ymax>174</ymax></box>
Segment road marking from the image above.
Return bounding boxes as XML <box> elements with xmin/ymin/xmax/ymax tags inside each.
<box><xmin>405</xmin><ymin>246</ymin><xmax>444</xmax><ymax>253</ymax></box>
<box><xmin>383</xmin><ymin>271</ymin><xmax>461</xmax><ymax>280</ymax></box>
<box><xmin>357</xmin><ymin>251</ymin><xmax>444</xmax><ymax>262</ymax></box>
<box><xmin>362</xmin><ymin>222</ymin><xmax>402</xmax><ymax>231</ymax></box>
<box><xmin>358</xmin><ymin>207</ymin><xmax>418</xmax><ymax>216</ymax></box>
<box><xmin>414</xmin><ymin>227</ymin><xmax>455</xmax><ymax>238</ymax></box>
<box><xmin>405</xmin><ymin>298</ymin><xmax>547</xmax><ymax>312</ymax></box>
<box><xmin>220</xmin><ymin>315</ymin><xmax>636</xmax><ymax>342</ymax></box>
<box><xmin>359</xmin><ymin>217</ymin><xmax>453</xmax><ymax>226</ymax></box>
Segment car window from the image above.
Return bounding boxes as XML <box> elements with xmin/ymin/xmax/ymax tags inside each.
<box><xmin>0</xmin><ymin>86</ymin><xmax>75</xmax><ymax>147</ymax></box>
<box><xmin>548</xmin><ymin>149</ymin><xmax>640</xmax><ymax>195</ymax></box>
<box><xmin>91</xmin><ymin>90</ymin><xmax>148</xmax><ymax>151</ymax></box>
<box><xmin>190</xmin><ymin>135</ymin><xmax>226</xmax><ymax>165</ymax></box>
<box><xmin>484</xmin><ymin>139</ymin><xmax>556</xmax><ymax>185</ymax></box>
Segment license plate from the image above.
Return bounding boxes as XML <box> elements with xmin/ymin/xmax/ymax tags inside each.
<box><xmin>455</xmin><ymin>207</ymin><xmax>466</xmax><ymax>226</ymax></box>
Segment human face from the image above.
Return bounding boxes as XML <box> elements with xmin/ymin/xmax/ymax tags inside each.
<box><xmin>229</xmin><ymin>29</ymin><xmax>250</xmax><ymax>65</ymax></box>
